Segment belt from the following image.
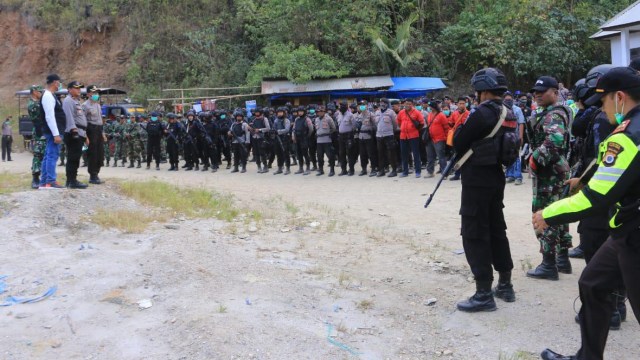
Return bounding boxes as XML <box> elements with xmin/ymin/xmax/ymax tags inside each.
<box><xmin>76</xmin><ymin>124</ymin><xmax>87</xmax><ymax>130</ymax></box>
<box><xmin>87</xmin><ymin>123</ymin><xmax>102</xmax><ymax>128</ymax></box>
<box><xmin>317</xmin><ymin>133</ymin><xmax>331</xmax><ymax>138</ymax></box>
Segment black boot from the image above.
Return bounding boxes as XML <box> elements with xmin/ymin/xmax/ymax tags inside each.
<box><xmin>316</xmin><ymin>167</ymin><xmax>324</xmax><ymax>176</ymax></box>
<box><xmin>359</xmin><ymin>166</ymin><xmax>367</xmax><ymax>176</ymax></box>
<box><xmin>540</xmin><ymin>349</ymin><xmax>576</xmax><ymax>360</ymax></box>
<box><xmin>456</xmin><ymin>280</ymin><xmax>497</xmax><ymax>312</ymax></box>
<box><xmin>31</xmin><ymin>174</ymin><xmax>40</xmax><ymax>189</ymax></box>
<box><xmin>348</xmin><ymin>167</ymin><xmax>355</xmax><ymax>176</ymax></box>
<box><xmin>328</xmin><ymin>166</ymin><xmax>335</xmax><ymax>177</ymax></box>
<box><xmin>493</xmin><ymin>271</ymin><xmax>515</xmax><ymax>302</ymax></box>
<box><xmin>295</xmin><ymin>165</ymin><xmax>304</xmax><ymax>174</ymax></box>
<box><xmin>376</xmin><ymin>170</ymin><xmax>386</xmax><ymax>177</ymax></box>
<box><xmin>105</xmin><ymin>161</ymin><xmax>110</xmax><ymax>167</ymax></box>
<box><xmin>231</xmin><ymin>165</ymin><xmax>239</xmax><ymax>173</ymax></box>
<box><xmin>169</xmin><ymin>165</ymin><xmax>175</xmax><ymax>171</ymax></box>
<box><xmin>304</xmin><ymin>165</ymin><xmax>310</xmax><ymax>175</ymax></box>
<box><xmin>387</xmin><ymin>170</ymin><xmax>397</xmax><ymax>177</ymax></box>
<box><xmin>128</xmin><ymin>162</ymin><xmax>135</xmax><ymax>168</ymax></box>
<box><xmin>273</xmin><ymin>167</ymin><xmax>283</xmax><ymax>175</ymax></box>
<box><xmin>310</xmin><ymin>162</ymin><xmax>317</xmax><ymax>171</ymax></box>
<box><xmin>240</xmin><ymin>165</ymin><xmax>246</xmax><ymax>173</ymax></box>
<box><xmin>338</xmin><ymin>165</ymin><xmax>348</xmax><ymax>176</ymax></box>
<box><xmin>527</xmin><ymin>254</ymin><xmax>559</xmax><ymax>280</ymax></box>
<box><xmin>568</xmin><ymin>245</ymin><xmax>584</xmax><ymax>259</ymax></box>
<box><xmin>556</xmin><ymin>249</ymin><xmax>572</xmax><ymax>274</ymax></box>
<box><xmin>284</xmin><ymin>166</ymin><xmax>291</xmax><ymax>175</ymax></box>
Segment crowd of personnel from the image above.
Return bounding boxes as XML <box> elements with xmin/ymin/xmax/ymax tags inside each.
<box><xmin>19</xmin><ymin>61</ymin><xmax>640</xmax><ymax>360</ymax></box>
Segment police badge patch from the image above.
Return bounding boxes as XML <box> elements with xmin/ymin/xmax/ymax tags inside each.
<box><xmin>603</xmin><ymin>142</ymin><xmax>624</xmax><ymax>167</ymax></box>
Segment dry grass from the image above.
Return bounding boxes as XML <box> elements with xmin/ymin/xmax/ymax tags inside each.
<box><xmin>356</xmin><ymin>299</ymin><xmax>374</xmax><ymax>312</ymax></box>
<box><xmin>0</xmin><ymin>172</ymin><xmax>31</xmax><ymax>194</ymax></box>
<box><xmin>91</xmin><ymin>209</ymin><xmax>162</xmax><ymax>234</ymax></box>
<box><xmin>116</xmin><ymin>180</ymin><xmax>244</xmax><ymax>221</ymax></box>
<box><xmin>499</xmin><ymin>351</ymin><xmax>538</xmax><ymax>360</ymax></box>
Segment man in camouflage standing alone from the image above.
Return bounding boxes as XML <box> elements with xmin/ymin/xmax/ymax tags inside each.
<box><xmin>28</xmin><ymin>85</ymin><xmax>46</xmax><ymax>189</ymax></box>
<box><xmin>526</xmin><ymin>76</ymin><xmax>573</xmax><ymax>281</ymax></box>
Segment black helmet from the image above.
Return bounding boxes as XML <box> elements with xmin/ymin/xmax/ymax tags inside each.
<box><xmin>326</xmin><ymin>103</ymin><xmax>336</xmax><ymax>111</ymax></box>
<box><xmin>349</xmin><ymin>103</ymin><xmax>357</xmax><ymax>109</ymax></box>
<box><xmin>186</xmin><ymin>110</ymin><xmax>196</xmax><ymax>117</ymax></box>
<box><xmin>296</xmin><ymin>105</ymin><xmax>306</xmax><ymax>112</ymax></box>
<box><xmin>253</xmin><ymin>107</ymin><xmax>263</xmax><ymax>115</ymax></box>
<box><xmin>471</xmin><ymin>68</ymin><xmax>508</xmax><ymax>92</ymax></box>
<box><xmin>572</xmin><ymin>78</ymin><xmax>589</xmax><ymax>101</ymax></box>
<box><xmin>233</xmin><ymin>110</ymin><xmax>245</xmax><ymax>118</ymax></box>
<box><xmin>316</xmin><ymin>105</ymin><xmax>326</xmax><ymax>112</ymax></box>
<box><xmin>585</xmin><ymin>64</ymin><xmax>615</xmax><ymax>88</ymax></box>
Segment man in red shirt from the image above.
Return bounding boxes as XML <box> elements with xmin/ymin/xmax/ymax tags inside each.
<box><xmin>449</xmin><ymin>98</ymin><xmax>470</xmax><ymax>181</ymax></box>
<box><xmin>425</xmin><ymin>101</ymin><xmax>450</xmax><ymax>177</ymax></box>
<box><xmin>396</xmin><ymin>99</ymin><xmax>425</xmax><ymax>178</ymax></box>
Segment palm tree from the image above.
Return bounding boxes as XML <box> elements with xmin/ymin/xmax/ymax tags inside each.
<box><xmin>370</xmin><ymin>13</ymin><xmax>419</xmax><ymax>76</ymax></box>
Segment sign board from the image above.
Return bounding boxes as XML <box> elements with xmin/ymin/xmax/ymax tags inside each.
<box><xmin>245</xmin><ymin>100</ymin><xmax>257</xmax><ymax>116</ymax></box>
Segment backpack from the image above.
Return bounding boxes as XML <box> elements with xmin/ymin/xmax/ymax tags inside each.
<box><xmin>494</xmin><ymin>107</ymin><xmax>519</xmax><ymax>167</ymax></box>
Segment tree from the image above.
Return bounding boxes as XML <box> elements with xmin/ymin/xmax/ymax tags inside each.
<box><xmin>370</xmin><ymin>13</ymin><xmax>419</xmax><ymax>76</ymax></box>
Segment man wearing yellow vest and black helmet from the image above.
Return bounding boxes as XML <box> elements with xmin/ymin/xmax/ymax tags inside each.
<box><xmin>535</xmin><ymin>66</ymin><xmax>640</xmax><ymax>360</ymax></box>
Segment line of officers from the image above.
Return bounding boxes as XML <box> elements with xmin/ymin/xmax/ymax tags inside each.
<box><xmin>121</xmin><ymin>100</ymin><xmax>435</xmax><ymax>177</ymax></box>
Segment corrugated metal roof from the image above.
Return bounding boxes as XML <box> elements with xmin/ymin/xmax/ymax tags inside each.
<box><xmin>590</xmin><ymin>30</ymin><xmax>621</xmax><ymax>40</ymax></box>
<box><xmin>261</xmin><ymin>75</ymin><xmax>394</xmax><ymax>95</ymax></box>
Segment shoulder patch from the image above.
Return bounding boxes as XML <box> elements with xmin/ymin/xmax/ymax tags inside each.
<box><xmin>611</xmin><ymin>120</ymin><xmax>630</xmax><ymax>135</ymax></box>
<box><xmin>603</xmin><ymin>142</ymin><xmax>624</xmax><ymax>167</ymax></box>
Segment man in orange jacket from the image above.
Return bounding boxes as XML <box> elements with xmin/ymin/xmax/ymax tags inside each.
<box><xmin>396</xmin><ymin>99</ymin><xmax>425</xmax><ymax>178</ymax></box>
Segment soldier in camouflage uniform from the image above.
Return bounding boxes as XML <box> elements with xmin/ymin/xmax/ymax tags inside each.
<box><xmin>126</xmin><ymin>114</ymin><xmax>143</xmax><ymax>168</ymax></box>
<box><xmin>28</xmin><ymin>85</ymin><xmax>46</xmax><ymax>189</ymax></box>
<box><xmin>526</xmin><ymin>77</ymin><xmax>573</xmax><ymax>281</ymax></box>
<box><xmin>138</xmin><ymin>114</ymin><xmax>149</xmax><ymax>158</ymax></box>
<box><xmin>159</xmin><ymin>113</ymin><xmax>168</xmax><ymax>163</ymax></box>
<box><xmin>113</xmin><ymin>115</ymin><xmax>127</xmax><ymax>167</ymax></box>
<box><xmin>58</xmin><ymin>142</ymin><xmax>66</xmax><ymax>166</ymax></box>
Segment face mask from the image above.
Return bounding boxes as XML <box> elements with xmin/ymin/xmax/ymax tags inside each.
<box><xmin>380</xmin><ymin>104</ymin><xmax>388</xmax><ymax>111</ymax></box>
<box><xmin>58</xmin><ymin>83</ymin><xmax>63</xmax><ymax>91</ymax></box>
<box><xmin>416</xmin><ymin>106</ymin><xmax>423</xmax><ymax>111</ymax></box>
<box><xmin>359</xmin><ymin>105</ymin><xmax>366</xmax><ymax>111</ymax></box>
<box><xmin>504</xmin><ymin>99</ymin><xmax>514</xmax><ymax>108</ymax></box>
<box><xmin>614</xmin><ymin>95</ymin><xmax>625</xmax><ymax>124</ymax></box>
<box><xmin>566</xmin><ymin>100</ymin><xmax>575</xmax><ymax>106</ymax></box>
<box><xmin>220</xmin><ymin>115</ymin><xmax>226</xmax><ymax>120</ymax></box>
<box><xmin>91</xmin><ymin>94</ymin><xmax>100</xmax><ymax>102</ymax></box>
<box><xmin>151</xmin><ymin>117</ymin><xmax>158</xmax><ymax>122</ymax></box>
<box><xmin>309</xmin><ymin>110</ymin><xmax>316</xmax><ymax>115</ymax></box>
<box><xmin>127</xmin><ymin>119</ymin><xmax>131</xmax><ymax>124</ymax></box>
<box><xmin>443</xmin><ymin>110</ymin><xmax>451</xmax><ymax>116</ymax></box>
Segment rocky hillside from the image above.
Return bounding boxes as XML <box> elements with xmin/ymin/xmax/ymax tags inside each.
<box><xmin>0</xmin><ymin>10</ymin><xmax>130</xmax><ymax>100</ymax></box>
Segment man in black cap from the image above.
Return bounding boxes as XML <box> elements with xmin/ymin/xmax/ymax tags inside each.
<box><xmin>83</xmin><ymin>85</ymin><xmax>105</xmax><ymax>184</ymax></box>
<box><xmin>526</xmin><ymin>76</ymin><xmax>573</xmax><ymax>281</ymax></box>
<box><xmin>62</xmin><ymin>81</ymin><xmax>88</xmax><ymax>189</ymax></box>
<box><xmin>536</xmin><ymin>66</ymin><xmax>640</xmax><ymax>360</ymax></box>
<box><xmin>39</xmin><ymin>74</ymin><xmax>66</xmax><ymax>189</ymax></box>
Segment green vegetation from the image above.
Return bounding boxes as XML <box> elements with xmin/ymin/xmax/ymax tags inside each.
<box><xmin>0</xmin><ymin>172</ymin><xmax>30</xmax><ymax>194</ymax></box>
<box><xmin>1</xmin><ymin>0</ymin><xmax>634</xmax><ymax>100</ymax></box>
<box><xmin>91</xmin><ymin>209</ymin><xmax>161</xmax><ymax>234</ymax></box>
<box><xmin>116</xmin><ymin>180</ymin><xmax>241</xmax><ymax>221</ymax></box>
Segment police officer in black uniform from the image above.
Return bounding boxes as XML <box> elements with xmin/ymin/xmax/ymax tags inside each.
<box><xmin>202</xmin><ymin>112</ymin><xmax>219</xmax><ymax>172</ymax></box>
<box><xmin>146</xmin><ymin>111</ymin><xmax>163</xmax><ymax>170</ymax></box>
<box><xmin>165</xmin><ymin>113</ymin><xmax>185</xmax><ymax>171</ymax></box>
<box><xmin>452</xmin><ymin>68</ymin><xmax>515</xmax><ymax>312</ymax></box>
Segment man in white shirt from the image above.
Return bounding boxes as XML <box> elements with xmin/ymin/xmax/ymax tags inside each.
<box><xmin>39</xmin><ymin>74</ymin><xmax>66</xmax><ymax>189</ymax></box>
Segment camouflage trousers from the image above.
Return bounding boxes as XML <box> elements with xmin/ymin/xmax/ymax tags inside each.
<box><xmin>114</xmin><ymin>139</ymin><xmax>126</xmax><ymax>162</ymax></box>
<box><xmin>532</xmin><ymin>173</ymin><xmax>573</xmax><ymax>255</ymax></box>
<box><xmin>31</xmin><ymin>137</ymin><xmax>46</xmax><ymax>174</ymax></box>
<box><xmin>104</xmin><ymin>141</ymin><xmax>112</xmax><ymax>162</ymax></box>
<box><xmin>128</xmin><ymin>139</ymin><xmax>143</xmax><ymax>164</ymax></box>
<box><xmin>160</xmin><ymin>138</ymin><xmax>167</xmax><ymax>161</ymax></box>
<box><xmin>59</xmin><ymin>142</ymin><xmax>66</xmax><ymax>163</ymax></box>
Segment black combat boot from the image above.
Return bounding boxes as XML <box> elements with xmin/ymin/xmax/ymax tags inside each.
<box><xmin>31</xmin><ymin>174</ymin><xmax>40</xmax><ymax>189</ymax></box>
<box><xmin>168</xmin><ymin>165</ymin><xmax>175</xmax><ymax>171</ymax></box>
<box><xmin>527</xmin><ymin>254</ymin><xmax>559</xmax><ymax>280</ymax></box>
<box><xmin>291</xmin><ymin>157</ymin><xmax>297</xmax><ymax>166</ymax></box>
<box><xmin>185</xmin><ymin>165</ymin><xmax>193</xmax><ymax>171</ymax></box>
<box><xmin>261</xmin><ymin>163</ymin><xmax>268</xmax><ymax>173</ymax></box>
<box><xmin>137</xmin><ymin>160</ymin><xmax>141</xmax><ymax>168</ymax></box>
<box><xmin>128</xmin><ymin>161</ymin><xmax>135</xmax><ymax>168</ymax></box>
<box><xmin>310</xmin><ymin>162</ymin><xmax>317</xmax><ymax>171</ymax></box>
<box><xmin>359</xmin><ymin>166</ymin><xmax>367</xmax><ymax>176</ymax></box>
<box><xmin>121</xmin><ymin>160</ymin><xmax>126</xmax><ymax>167</ymax></box>
<box><xmin>316</xmin><ymin>167</ymin><xmax>324</xmax><ymax>176</ymax></box>
<box><xmin>105</xmin><ymin>161</ymin><xmax>110</xmax><ymax>167</ymax></box>
<box><xmin>493</xmin><ymin>271</ymin><xmax>516</xmax><ymax>302</ymax></box>
<box><xmin>456</xmin><ymin>280</ymin><xmax>497</xmax><ymax>312</ymax></box>
<box><xmin>348</xmin><ymin>166</ymin><xmax>355</xmax><ymax>176</ymax></box>
<box><xmin>338</xmin><ymin>164</ymin><xmax>348</xmax><ymax>176</ymax></box>
<box><xmin>202</xmin><ymin>165</ymin><xmax>209</xmax><ymax>171</ymax></box>
<box><xmin>273</xmin><ymin>167</ymin><xmax>283</xmax><ymax>175</ymax></box>
<box><xmin>376</xmin><ymin>170</ymin><xmax>385</xmax><ymax>177</ymax></box>
<box><xmin>231</xmin><ymin>165</ymin><xmax>239</xmax><ymax>173</ymax></box>
<box><xmin>89</xmin><ymin>175</ymin><xmax>103</xmax><ymax>185</ymax></box>
<box><xmin>241</xmin><ymin>165</ymin><xmax>246</xmax><ymax>173</ymax></box>
<box><xmin>387</xmin><ymin>170</ymin><xmax>397</xmax><ymax>177</ymax></box>
<box><xmin>568</xmin><ymin>244</ymin><xmax>584</xmax><ymax>258</ymax></box>
<box><xmin>226</xmin><ymin>162</ymin><xmax>231</xmax><ymax>169</ymax></box>
<box><xmin>295</xmin><ymin>165</ymin><xmax>304</xmax><ymax>174</ymax></box>
<box><xmin>182</xmin><ymin>163</ymin><xmax>188</xmax><ymax>168</ymax></box>
<box><xmin>257</xmin><ymin>164</ymin><xmax>262</xmax><ymax>173</ymax></box>
<box><xmin>304</xmin><ymin>165</ymin><xmax>310</xmax><ymax>175</ymax></box>
<box><xmin>540</xmin><ymin>349</ymin><xmax>576</xmax><ymax>360</ymax></box>
<box><xmin>328</xmin><ymin>166</ymin><xmax>335</xmax><ymax>177</ymax></box>
<box><xmin>284</xmin><ymin>166</ymin><xmax>291</xmax><ymax>175</ymax></box>
<box><xmin>369</xmin><ymin>168</ymin><xmax>377</xmax><ymax>177</ymax></box>
<box><xmin>195</xmin><ymin>164</ymin><xmax>199</xmax><ymax>171</ymax></box>
<box><xmin>556</xmin><ymin>249</ymin><xmax>572</xmax><ymax>274</ymax></box>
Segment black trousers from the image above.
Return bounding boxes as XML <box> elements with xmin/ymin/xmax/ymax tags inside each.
<box><xmin>359</xmin><ymin>137</ymin><xmax>377</xmax><ymax>171</ymax></box>
<box><xmin>147</xmin><ymin>136</ymin><xmax>161</xmax><ymax>166</ymax></box>
<box><xmin>252</xmin><ymin>138</ymin><xmax>268</xmax><ymax>167</ymax></box>
<box><xmin>460</xmin><ymin>184</ymin><xmax>513</xmax><ymax>281</ymax></box>
<box><xmin>376</xmin><ymin>136</ymin><xmax>397</xmax><ymax>172</ymax></box>
<box><xmin>64</xmin><ymin>134</ymin><xmax>84</xmax><ymax>182</ymax></box>
<box><xmin>274</xmin><ymin>136</ymin><xmax>290</xmax><ymax>168</ymax></box>
<box><xmin>308</xmin><ymin>136</ymin><xmax>317</xmax><ymax>166</ymax></box>
<box><xmin>295</xmin><ymin>138</ymin><xmax>310</xmax><ymax>167</ymax></box>
<box><xmin>576</xmin><ymin>231</ymin><xmax>640</xmax><ymax>360</ymax></box>
<box><xmin>580</xmin><ymin>227</ymin><xmax>610</xmax><ymax>264</ymax></box>
<box><xmin>86</xmin><ymin>124</ymin><xmax>103</xmax><ymax>177</ymax></box>
<box><xmin>218</xmin><ymin>137</ymin><xmax>231</xmax><ymax>165</ymax></box>
<box><xmin>184</xmin><ymin>141</ymin><xmax>196</xmax><ymax>167</ymax></box>
<box><xmin>1</xmin><ymin>135</ymin><xmax>12</xmax><ymax>161</ymax></box>
<box><xmin>205</xmin><ymin>143</ymin><xmax>218</xmax><ymax>169</ymax></box>
<box><xmin>316</xmin><ymin>142</ymin><xmax>335</xmax><ymax>168</ymax></box>
<box><xmin>338</xmin><ymin>133</ymin><xmax>357</xmax><ymax>171</ymax></box>
<box><xmin>167</xmin><ymin>138</ymin><xmax>180</xmax><ymax>166</ymax></box>
<box><xmin>232</xmin><ymin>142</ymin><xmax>247</xmax><ymax>167</ymax></box>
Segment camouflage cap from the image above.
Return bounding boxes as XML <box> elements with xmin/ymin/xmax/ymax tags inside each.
<box><xmin>29</xmin><ymin>85</ymin><xmax>44</xmax><ymax>92</ymax></box>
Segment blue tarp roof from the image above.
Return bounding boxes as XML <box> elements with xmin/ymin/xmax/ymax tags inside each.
<box><xmin>268</xmin><ymin>77</ymin><xmax>446</xmax><ymax>100</ymax></box>
<box><xmin>388</xmin><ymin>77</ymin><xmax>447</xmax><ymax>92</ymax></box>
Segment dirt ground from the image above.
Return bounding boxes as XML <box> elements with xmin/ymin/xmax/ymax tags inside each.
<box><xmin>0</xmin><ymin>152</ymin><xmax>638</xmax><ymax>360</ymax></box>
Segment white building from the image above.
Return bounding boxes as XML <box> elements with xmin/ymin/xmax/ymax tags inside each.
<box><xmin>591</xmin><ymin>0</ymin><xmax>640</xmax><ymax>66</ymax></box>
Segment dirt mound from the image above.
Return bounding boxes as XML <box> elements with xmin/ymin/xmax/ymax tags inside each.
<box><xmin>0</xmin><ymin>11</ymin><xmax>131</xmax><ymax>100</ymax></box>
